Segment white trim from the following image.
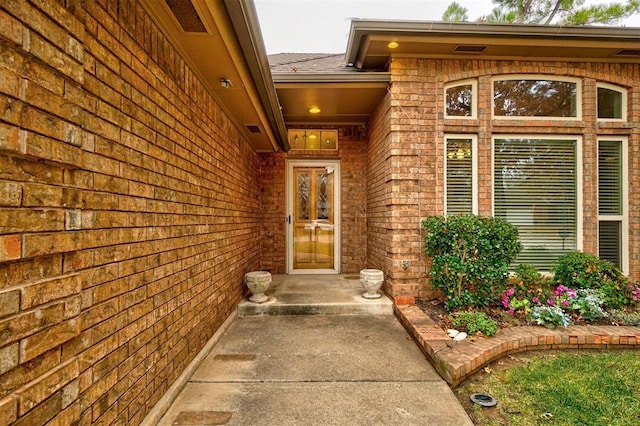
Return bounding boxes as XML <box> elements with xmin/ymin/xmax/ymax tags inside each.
<box><xmin>286</xmin><ymin>159</ymin><xmax>341</xmax><ymax>274</ymax></box>
<box><xmin>597</xmin><ymin>136</ymin><xmax>629</xmax><ymax>273</ymax></box>
<box><xmin>491</xmin><ymin>74</ymin><xmax>582</xmax><ymax>120</ymax></box>
<box><xmin>444</xmin><ymin>79</ymin><xmax>478</xmax><ymax>119</ymax></box>
<box><xmin>596</xmin><ymin>82</ymin><xmax>628</xmax><ymax>122</ymax></box>
<box><xmin>444</xmin><ymin>134</ymin><xmax>478</xmax><ymax>214</ymax></box>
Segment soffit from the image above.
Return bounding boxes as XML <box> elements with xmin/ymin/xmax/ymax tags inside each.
<box><xmin>347</xmin><ymin>20</ymin><xmax>640</xmax><ymax>70</ymax></box>
<box><xmin>140</xmin><ymin>0</ymin><xmax>287</xmax><ymax>152</ymax></box>
<box><xmin>270</xmin><ymin>53</ymin><xmax>390</xmax><ymax>126</ymax></box>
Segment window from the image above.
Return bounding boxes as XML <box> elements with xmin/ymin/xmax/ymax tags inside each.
<box><xmin>494</xmin><ymin>137</ymin><xmax>581</xmax><ymax>269</ymax></box>
<box><xmin>288</xmin><ymin>129</ymin><xmax>338</xmax><ymax>150</ymax></box>
<box><xmin>598</xmin><ymin>138</ymin><xmax>628</xmax><ymax>272</ymax></box>
<box><xmin>493</xmin><ymin>76</ymin><xmax>580</xmax><ymax>118</ymax></box>
<box><xmin>597</xmin><ymin>83</ymin><xmax>626</xmax><ymax>120</ymax></box>
<box><xmin>445</xmin><ymin>80</ymin><xmax>477</xmax><ymax>118</ymax></box>
<box><xmin>445</xmin><ymin>136</ymin><xmax>477</xmax><ymax>215</ymax></box>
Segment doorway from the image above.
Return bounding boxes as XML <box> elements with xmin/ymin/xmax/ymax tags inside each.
<box><xmin>286</xmin><ymin>160</ymin><xmax>341</xmax><ymax>274</ymax></box>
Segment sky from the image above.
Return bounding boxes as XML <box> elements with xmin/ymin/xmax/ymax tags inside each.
<box><xmin>254</xmin><ymin>0</ymin><xmax>640</xmax><ymax>54</ymax></box>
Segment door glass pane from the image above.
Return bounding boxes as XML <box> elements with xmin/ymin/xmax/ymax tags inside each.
<box><xmin>297</xmin><ymin>173</ymin><xmax>310</xmax><ymax>220</ymax></box>
<box><xmin>317</xmin><ymin>172</ymin><xmax>329</xmax><ymax>220</ymax></box>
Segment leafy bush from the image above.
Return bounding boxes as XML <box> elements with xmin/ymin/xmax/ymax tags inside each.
<box><xmin>553</xmin><ymin>252</ymin><xmax>630</xmax><ymax>309</ymax></box>
<box><xmin>532</xmin><ymin>305</ymin><xmax>571</xmax><ymax>327</ymax></box>
<box><xmin>423</xmin><ymin>214</ymin><xmax>521</xmax><ymax>310</ymax></box>
<box><xmin>451</xmin><ymin>311</ymin><xmax>498</xmax><ymax>336</ymax></box>
<box><xmin>501</xmin><ymin>264</ymin><xmax>550</xmax><ymax>316</ymax></box>
<box><xmin>609</xmin><ymin>309</ymin><xmax>640</xmax><ymax>326</ymax></box>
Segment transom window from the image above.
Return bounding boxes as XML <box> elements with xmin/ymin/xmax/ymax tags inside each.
<box><xmin>493</xmin><ymin>76</ymin><xmax>580</xmax><ymax>118</ymax></box>
<box><xmin>597</xmin><ymin>83</ymin><xmax>626</xmax><ymax>121</ymax></box>
<box><xmin>445</xmin><ymin>80</ymin><xmax>477</xmax><ymax>119</ymax></box>
<box><xmin>493</xmin><ymin>137</ymin><xmax>581</xmax><ymax>270</ymax></box>
<box><xmin>288</xmin><ymin>129</ymin><xmax>338</xmax><ymax>151</ymax></box>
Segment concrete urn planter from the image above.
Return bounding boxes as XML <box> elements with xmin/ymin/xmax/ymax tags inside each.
<box><xmin>245</xmin><ymin>271</ymin><xmax>272</xmax><ymax>303</ymax></box>
<box><xmin>360</xmin><ymin>269</ymin><xmax>384</xmax><ymax>299</ymax></box>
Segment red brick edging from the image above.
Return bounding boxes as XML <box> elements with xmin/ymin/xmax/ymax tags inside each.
<box><xmin>395</xmin><ymin>305</ymin><xmax>640</xmax><ymax>387</ymax></box>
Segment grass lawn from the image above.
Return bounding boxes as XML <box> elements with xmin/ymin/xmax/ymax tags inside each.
<box><xmin>455</xmin><ymin>350</ymin><xmax>640</xmax><ymax>425</ymax></box>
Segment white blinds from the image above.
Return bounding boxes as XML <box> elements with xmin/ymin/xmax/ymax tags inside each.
<box><xmin>598</xmin><ymin>140</ymin><xmax>623</xmax><ymax>267</ymax></box>
<box><xmin>494</xmin><ymin>138</ymin><xmax>577</xmax><ymax>269</ymax></box>
<box><xmin>446</xmin><ymin>138</ymin><xmax>473</xmax><ymax>215</ymax></box>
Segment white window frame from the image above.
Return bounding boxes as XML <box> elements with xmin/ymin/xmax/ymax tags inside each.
<box><xmin>444</xmin><ymin>79</ymin><xmax>478</xmax><ymax>119</ymax></box>
<box><xmin>491</xmin><ymin>75</ymin><xmax>582</xmax><ymax>120</ymax></box>
<box><xmin>444</xmin><ymin>134</ymin><xmax>478</xmax><ymax>214</ymax></box>
<box><xmin>597</xmin><ymin>136</ymin><xmax>629</xmax><ymax>273</ymax></box>
<box><xmin>596</xmin><ymin>82</ymin><xmax>627</xmax><ymax>122</ymax></box>
<box><xmin>491</xmin><ymin>135</ymin><xmax>583</xmax><ymax>268</ymax></box>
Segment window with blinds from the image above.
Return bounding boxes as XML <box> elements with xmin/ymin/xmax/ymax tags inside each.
<box><xmin>598</xmin><ymin>140</ymin><xmax>623</xmax><ymax>268</ymax></box>
<box><xmin>494</xmin><ymin>138</ymin><xmax>577</xmax><ymax>269</ymax></box>
<box><xmin>445</xmin><ymin>137</ymin><xmax>475</xmax><ymax>215</ymax></box>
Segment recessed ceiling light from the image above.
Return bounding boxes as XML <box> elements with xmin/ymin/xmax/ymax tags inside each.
<box><xmin>309</xmin><ymin>107</ymin><xmax>321</xmax><ymax>114</ymax></box>
<box><xmin>387</xmin><ymin>41</ymin><xmax>399</xmax><ymax>49</ymax></box>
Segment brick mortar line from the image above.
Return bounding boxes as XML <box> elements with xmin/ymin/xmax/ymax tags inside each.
<box><xmin>395</xmin><ymin>304</ymin><xmax>640</xmax><ymax>387</ymax></box>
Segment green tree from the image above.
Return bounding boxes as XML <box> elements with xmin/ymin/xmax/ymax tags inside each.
<box><xmin>442</xmin><ymin>0</ymin><xmax>640</xmax><ymax>25</ymax></box>
<box><xmin>442</xmin><ymin>2</ymin><xmax>469</xmax><ymax>22</ymax></box>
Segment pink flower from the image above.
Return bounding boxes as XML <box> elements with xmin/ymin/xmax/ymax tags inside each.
<box><xmin>562</xmin><ymin>300</ymin><xmax>569</xmax><ymax>307</ymax></box>
<box><xmin>507</xmin><ymin>309</ymin><xmax>515</xmax><ymax>316</ymax></box>
<box><xmin>532</xmin><ymin>296</ymin><xmax>539</xmax><ymax>303</ymax></box>
<box><xmin>547</xmin><ymin>298</ymin><xmax>556</xmax><ymax>307</ymax></box>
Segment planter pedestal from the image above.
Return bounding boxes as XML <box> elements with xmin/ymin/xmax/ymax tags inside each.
<box><xmin>245</xmin><ymin>271</ymin><xmax>272</xmax><ymax>303</ymax></box>
<box><xmin>360</xmin><ymin>269</ymin><xmax>384</xmax><ymax>299</ymax></box>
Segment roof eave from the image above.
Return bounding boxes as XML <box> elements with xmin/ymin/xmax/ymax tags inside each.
<box><xmin>224</xmin><ymin>0</ymin><xmax>290</xmax><ymax>151</ymax></box>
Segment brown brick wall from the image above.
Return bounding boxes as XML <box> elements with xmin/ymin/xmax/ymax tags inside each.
<box><xmin>260</xmin><ymin>130</ymin><xmax>367</xmax><ymax>274</ymax></box>
<box><xmin>367</xmin><ymin>57</ymin><xmax>640</xmax><ymax>300</ymax></box>
<box><xmin>1</xmin><ymin>1</ymin><xmax>260</xmax><ymax>424</ymax></box>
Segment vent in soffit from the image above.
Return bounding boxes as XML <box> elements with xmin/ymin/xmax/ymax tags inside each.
<box><xmin>165</xmin><ymin>0</ymin><xmax>207</xmax><ymax>33</ymax></box>
<box><xmin>246</xmin><ymin>125</ymin><xmax>261</xmax><ymax>134</ymax></box>
<box><xmin>453</xmin><ymin>45</ymin><xmax>487</xmax><ymax>54</ymax></box>
<box><xmin>614</xmin><ymin>49</ymin><xmax>640</xmax><ymax>57</ymax></box>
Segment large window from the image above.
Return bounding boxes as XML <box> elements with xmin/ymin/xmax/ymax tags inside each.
<box><xmin>445</xmin><ymin>80</ymin><xmax>477</xmax><ymax>118</ymax></box>
<box><xmin>493</xmin><ymin>77</ymin><xmax>579</xmax><ymax>118</ymax></box>
<box><xmin>445</xmin><ymin>136</ymin><xmax>477</xmax><ymax>215</ymax></box>
<box><xmin>597</xmin><ymin>83</ymin><xmax>626</xmax><ymax>121</ymax></box>
<box><xmin>494</xmin><ymin>137</ymin><xmax>581</xmax><ymax>269</ymax></box>
<box><xmin>598</xmin><ymin>138</ymin><xmax>628</xmax><ymax>272</ymax></box>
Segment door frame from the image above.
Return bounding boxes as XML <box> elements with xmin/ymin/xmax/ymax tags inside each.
<box><xmin>286</xmin><ymin>159</ymin><xmax>341</xmax><ymax>274</ymax></box>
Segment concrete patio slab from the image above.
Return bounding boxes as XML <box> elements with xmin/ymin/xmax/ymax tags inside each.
<box><xmin>156</xmin><ymin>315</ymin><xmax>472</xmax><ymax>425</ymax></box>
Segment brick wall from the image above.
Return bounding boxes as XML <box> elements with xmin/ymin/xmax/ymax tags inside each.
<box><xmin>1</xmin><ymin>1</ymin><xmax>261</xmax><ymax>424</ymax></box>
<box><xmin>367</xmin><ymin>57</ymin><xmax>640</xmax><ymax>300</ymax></box>
<box><xmin>260</xmin><ymin>130</ymin><xmax>367</xmax><ymax>274</ymax></box>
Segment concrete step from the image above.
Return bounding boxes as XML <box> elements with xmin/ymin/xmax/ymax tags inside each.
<box><xmin>238</xmin><ymin>274</ymin><xmax>394</xmax><ymax>316</ymax></box>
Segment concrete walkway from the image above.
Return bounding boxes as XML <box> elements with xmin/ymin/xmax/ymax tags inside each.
<box><xmin>155</xmin><ymin>314</ymin><xmax>472</xmax><ymax>425</ymax></box>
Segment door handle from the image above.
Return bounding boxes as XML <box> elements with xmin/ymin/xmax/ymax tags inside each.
<box><xmin>286</xmin><ymin>215</ymin><xmax>292</xmax><ymax>224</ymax></box>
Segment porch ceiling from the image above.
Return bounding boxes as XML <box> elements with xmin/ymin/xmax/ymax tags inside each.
<box><xmin>140</xmin><ymin>0</ymin><xmax>288</xmax><ymax>152</ymax></box>
<box><xmin>347</xmin><ymin>20</ymin><xmax>640</xmax><ymax>70</ymax></box>
<box><xmin>272</xmin><ymin>74</ymin><xmax>390</xmax><ymax>126</ymax></box>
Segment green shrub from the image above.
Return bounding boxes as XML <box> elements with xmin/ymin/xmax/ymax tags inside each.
<box><xmin>451</xmin><ymin>311</ymin><xmax>498</xmax><ymax>336</ymax></box>
<box><xmin>422</xmin><ymin>214</ymin><xmax>521</xmax><ymax>310</ymax></box>
<box><xmin>514</xmin><ymin>264</ymin><xmax>546</xmax><ymax>288</ymax></box>
<box><xmin>553</xmin><ymin>251</ymin><xmax>630</xmax><ymax>309</ymax></box>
